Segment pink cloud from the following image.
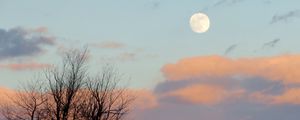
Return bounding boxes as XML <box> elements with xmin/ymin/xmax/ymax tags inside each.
<box><xmin>94</xmin><ymin>41</ymin><xmax>125</xmax><ymax>49</ymax></box>
<box><xmin>272</xmin><ymin>88</ymin><xmax>300</xmax><ymax>104</ymax></box>
<box><xmin>252</xmin><ymin>88</ymin><xmax>300</xmax><ymax>105</ymax></box>
<box><xmin>162</xmin><ymin>55</ymin><xmax>300</xmax><ymax>84</ymax></box>
<box><xmin>165</xmin><ymin>84</ymin><xmax>245</xmax><ymax>105</ymax></box>
<box><xmin>0</xmin><ymin>87</ymin><xmax>158</xmax><ymax>109</ymax></box>
<box><xmin>0</xmin><ymin>62</ymin><xmax>51</xmax><ymax>71</ymax></box>
<box><xmin>31</xmin><ymin>27</ymin><xmax>48</xmax><ymax>33</ymax></box>
<box><xmin>0</xmin><ymin>87</ymin><xmax>17</xmax><ymax>104</ymax></box>
<box><xmin>159</xmin><ymin>54</ymin><xmax>300</xmax><ymax>105</ymax></box>
<box><xmin>130</xmin><ymin>89</ymin><xmax>158</xmax><ymax>110</ymax></box>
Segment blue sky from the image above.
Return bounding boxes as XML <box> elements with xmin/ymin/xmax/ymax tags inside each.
<box><xmin>1</xmin><ymin>0</ymin><xmax>300</xmax><ymax>120</ymax></box>
<box><xmin>1</xmin><ymin>0</ymin><xmax>300</xmax><ymax>88</ymax></box>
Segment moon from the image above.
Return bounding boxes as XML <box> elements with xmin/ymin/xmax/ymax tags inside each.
<box><xmin>189</xmin><ymin>12</ymin><xmax>210</xmax><ymax>33</ymax></box>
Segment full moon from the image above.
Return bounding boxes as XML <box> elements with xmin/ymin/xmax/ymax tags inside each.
<box><xmin>189</xmin><ymin>12</ymin><xmax>210</xmax><ymax>33</ymax></box>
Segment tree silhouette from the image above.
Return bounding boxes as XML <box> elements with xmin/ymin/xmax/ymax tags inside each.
<box><xmin>0</xmin><ymin>48</ymin><xmax>133</xmax><ymax>120</ymax></box>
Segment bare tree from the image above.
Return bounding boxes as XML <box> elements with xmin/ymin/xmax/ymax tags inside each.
<box><xmin>78</xmin><ymin>66</ymin><xmax>132</xmax><ymax>120</ymax></box>
<box><xmin>43</xmin><ymin>49</ymin><xmax>88</xmax><ymax>120</ymax></box>
<box><xmin>0</xmin><ymin>81</ymin><xmax>47</xmax><ymax>120</ymax></box>
<box><xmin>0</xmin><ymin>48</ymin><xmax>132</xmax><ymax>120</ymax></box>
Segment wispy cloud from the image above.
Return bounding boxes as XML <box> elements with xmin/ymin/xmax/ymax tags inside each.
<box><xmin>28</xmin><ymin>26</ymin><xmax>49</xmax><ymax>33</ymax></box>
<box><xmin>212</xmin><ymin>0</ymin><xmax>246</xmax><ymax>8</ymax></box>
<box><xmin>0</xmin><ymin>27</ymin><xmax>55</xmax><ymax>60</ymax></box>
<box><xmin>224</xmin><ymin>44</ymin><xmax>237</xmax><ymax>55</ymax></box>
<box><xmin>270</xmin><ymin>10</ymin><xmax>300</xmax><ymax>24</ymax></box>
<box><xmin>201</xmin><ymin>0</ymin><xmax>247</xmax><ymax>11</ymax></box>
<box><xmin>0</xmin><ymin>62</ymin><xmax>51</xmax><ymax>71</ymax></box>
<box><xmin>262</xmin><ymin>38</ymin><xmax>280</xmax><ymax>49</ymax></box>
<box><xmin>147</xmin><ymin>1</ymin><xmax>160</xmax><ymax>9</ymax></box>
<box><xmin>203</xmin><ymin>0</ymin><xmax>268</xmax><ymax>11</ymax></box>
<box><xmin>119</xmin><ymin>52</ymin><xmax>136</xmax><ymax>61</ymax></box>
<box><xmin>98</xmin><ymin>52</ymin><xmax>137</xmax><ymax>62</ymax></box>
<box><xmin>98</xmin><ymin>47</ymin><xmax>158</xmax><ymax>62</ymax></box>
<box><xmin>93</xmin><ymin>41</ymin><xmax>125</xmax><ymax>49</ymax></box>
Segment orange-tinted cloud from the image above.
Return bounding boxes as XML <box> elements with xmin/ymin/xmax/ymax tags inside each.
<box><xmin>0</xmin><ymin>62</ymin><xmax>51</xmax><ymax>71</ymax></box>
<box><xmin>28</xmin><ymin>26</ymin><xmax>49</xmax><ymax>33</ymax></box>
<box><xmin>166</xmin><ymin>84</ymin><xmax>245</xmax><ymax>105</ymax></box>
<box><xmin>162</xmin><ymin>55</ymin><xmax>300</xmax><ymax>84</ymax></box>
<box><xmin>273</xmin><ymin>88</ymin><xmax>300</xmax><ymax>104</ymax></box>
<box><xmin>130</xmin><ymin>89</ymin><xmax>158</xmax><ymax>109</ymax></box>
<box><xmin>94</xmin><ymin>41</ymin><xmax>125</xmax><ymax>49</ymax></box>
<box><xmin>252</xmin><ymin>88</ymin><xmax>300</xmax><ymax>105</ymax></box>
<box><xmin>0</xmin><ymin>87</ymin><xmax>17</xmax><ymax>104</ymax></box>
<box><xmin>0</xmin><ymin>87</ymin><xmax>157</xmax><ymax>110</ymax></box>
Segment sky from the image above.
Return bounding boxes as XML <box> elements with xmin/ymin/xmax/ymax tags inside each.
<box><xmin>1</xmin><ymin>0</ymin><xmax>300</xmax><ymax>120</ymax></box>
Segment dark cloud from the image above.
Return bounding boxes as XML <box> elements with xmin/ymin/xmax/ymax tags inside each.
<box><xmin>0</xmin><ymin>27</ymin><xmax>55</xmax><ymax>60</ymax></box>
<box><xmin>134</xmin><ymin>103</ymin><xmax>222</xmax><ymax>120</ymax></box>
<box><xmin>270</xmin><ymin>10</ymin><xmax>300</xmax><ymax>24</ymax></box>
<box><xmin>134</xmin><ymin>99</ymin><xmax>300</xmax><ymax>120</ymax></box>
<box><xmin>134</xmin><ymin>74</ymin><xmax>300</xmax><ymax>120</ymax></box>
<box><xmin>131</xmin><ymin>55</ymin><xmax>300</xmax><ymax>119</ymax></box>
<box><xmin>155</xmin><ymin>75</ymin><xmax>285</xmax><ymax>98</ymax></box>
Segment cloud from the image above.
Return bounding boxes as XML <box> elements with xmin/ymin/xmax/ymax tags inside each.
<box><xmin>270</xmin><ymin>10</ymin><xmax>300</xmax><ymax>24</ymax></box>
<box><xmin>119</xmin><ymin>52</ymin><xmax>136</xmax><ymax>61</ymax></box>
<box><xmin>224</xmin><ymin>44</ymin><xmax>237</xmax><ymax>55</ymax></box>
<box><xmin>212</xmin><ymin>0</ymin><xmax>246</xmax><ymax>7</ymax></box>
<box><xmin>157</xmin><ymin>54</ymin><xmax>300</xmax><ymax>106</ymax></box>
<box><xmin>145</xmin><ymin>1</ymin><xmax>160</xmax><ymax>10</ymax></box>
<box><xmin>262</xmin><ymin>38</ymin><xmax>280</xmax><ymax>49</ymax></box>
<box><xmin>130</xmin><ymin>54</ymin><xmax>300</xmax><ymax>120</ymax></box>
<box><xmin>98</xmin><ymin>52</ymin><xmax>137</xmax><ymax>63</ymax></box>
<box><xmin>3</xmin><ymin>53</ymin><xmax>300</xmax><ymax>120</ymax></box>
<box><xmin>0</xmin><ymin>87</ymin><xmax>158</xmax><ymax>119</ymax></box>
<box><xmin>272</xmin><ymin>88</ymin><xmax>300</xmax><ymax>104</ymax></box>
<box><xmin>93</xmin><ymin>41</ymin><xmax>125</xmax><ymax>49</ymax></box>
<box><xmin>0</xmin><ymin>27</ymin><xmax>55</xmax><ymax>60</ymax></box>
<box><xmin>203</xmin><ymin>0</ymin><xmax>268</xmax><ymax>11</ymax></box>
<box><xmin>155</xmin><ymin>76</ymin><xmax>288</xmax><ymax>104</ymax></box>
<box><xmin>252</xmin><ymin>88</ymin><xmax>300</xmax><ymax>105</ymax></box>
<box><xmin>28</xmin><ymin>26</ymin><xmax>49</xmax><ymax>33</ymax></box>
<box><xmin>130</xmin><ymin>89</ymin><xmax>158</xmax><ymax>110</ymax></box>
<box><xmin>0</xmin><ymin>87</ymin><xmax>17</xmax><ymax>104</ymax></box>
<box><xmin>0</xmin><ymin>62</ymin><xmax>51</xmax><ymax>71</ymax></box>
<box><xmin>165</xmin><ymin>84</ymin><xmax>245</xmax><ymax>105</ymax></box>
<box><xmin>166</xmin><ymin>84</ymin><xmax>226</xmax><ymax>105</ymax></box>
<box><xmin>162</xmin><ymin>55</ymin><xmax>300</xmax><ymax>84</ymax></box>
